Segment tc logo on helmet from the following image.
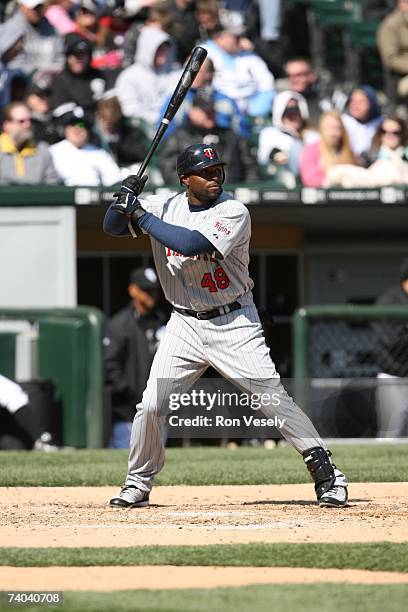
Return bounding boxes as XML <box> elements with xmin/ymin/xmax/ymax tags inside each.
<box><xmin>203</xmin><ymin>147</ymin><xmax>216</xmax><ymax>159</ymax></box>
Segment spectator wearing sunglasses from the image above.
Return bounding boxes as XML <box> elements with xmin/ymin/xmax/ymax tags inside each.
<box><xmin>369</xmin><ymin>116</ymin><xmax>408</xmax><ymax>163</ymax></box>
<box><xmin>0</xmin><ymin>101</ymin><xmax>59</xmax><ymax>185</ymax></box>
<box><xmin>324</xmin><ymin>116</ymin><xmax>408</xmax><ymax>187</ymax></box>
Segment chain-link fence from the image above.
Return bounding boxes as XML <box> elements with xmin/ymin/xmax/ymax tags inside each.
<box><xmin>292</xmin><ymin>305</ymin><xmax>408</xmax><ymax>438</ymax></box>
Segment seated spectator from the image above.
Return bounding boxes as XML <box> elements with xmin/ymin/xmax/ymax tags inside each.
<box><xmin>201</xmin><ymin>22</ymin><xmax>275</xmax><ymax>119</ymax></box>
<box><xmin>72</xmin><ymin>0</ymin><xmax>101</xmax><ymax>44</ymax></box>
<box><xmin>158</xmin><ymin>88</ymin><xmax>260</xmax><ymax>185</ymax></box>
<box><xmin>45</xmin><ymin>0</ymin><xmax>76</xmax><ymax>35</ymax></box>
<box><xmin>0</xmin><ymin>101</ymin><xmax>60</xmax><ymax>184</ymax></box>
<box><xmin>115</xmin><ymin>26</ymin><xmax>182</xmax><ymax>138</ymax></box>
<box><xmin>0</xmin><ymin>18</ymin><xmax>26</xmax><ymax>112</ymax></box>
<box><xmin>162</xmin><ymin>58</ymin><xmax>250</xmax><ymax>140</ymax></box>
<box><xmin>122</xmin><ymin>0</ymin><xmax>198</xmax><ymax>68</ymax></box>
<box><xmin>325</xmin><ymin>116</ymin><xmax>408</xmax><ymax>187</ymax></box>
<box><xmin>50</xmin><ymin>103</ymin><xmax>123</xmax><ymax>185</ymax></box>
<box><xmin>341</xmin><ymin>86</ymin><xmax>384</xmax><ymax>160</ymax></box>
<box><xmin>300</xmin><ymin>111</ymin><xmax>357</xmax><ymax>188</ymax></box>
<box><xmin>195</xmin><ymin>0</ymin><xmax>220</xmax><ymax>42</ymax></box>
<box><xmin>122</xmin><ymin>3</ymin><xmax>175</xmax><ymax>69</ymax></box>
<box><xmin>93</xmin><ymin>93</ymin><xmax>149</xmax><ymax>166</ymax></box>
<box><xmin>284</xmin><ymin>57</ymin><xmax>348</xmax><ymax>127</ymax></box>
<box><xmin>95</xmin><ymin>2</ymin><xmax>131</xmax><ymax>70</ymax></box>
<box><xmin>368</xmin><ymin>115</ymin><xmax>408</xmax><ymax>163</ymax></box>
<box><xmin>25</xmin><ymin>75</ymin><xmax>61</xmax><ymax>144</ymax></box>
<box><xmin>50</xmin><ymin>33</ymin><xmax>107</xmax><ymax>115</ymax></box>
<box><xmin>377</xmin><ymin>0</ymin><xmax>408</xmax><ymax>100</ymax></box>
<box><xmin>257</xmin><ymin>90</ymin><xmax>319</xmax><ymax>180</ymax></box>
<box><xmin>6</xmin><ymin>0</ymin><xmax>64</xmax><ymax>75</ymax></box>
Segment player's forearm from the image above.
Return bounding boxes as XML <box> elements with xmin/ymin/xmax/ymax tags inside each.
<box><xmin>138</xmin><ymin>212</ymin><xmax>214</xmax><ymax>256</ymax></box>
<box><xmin>103</xmin><ymin>205</ymin><xmax>131</xmax><ymax>236</ymax></box>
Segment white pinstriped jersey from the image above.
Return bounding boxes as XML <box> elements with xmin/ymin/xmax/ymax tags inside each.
<box><xmin>139</xmin><ymin>190</ymin><xmax>254</xmax><ymax>311</ymax></box>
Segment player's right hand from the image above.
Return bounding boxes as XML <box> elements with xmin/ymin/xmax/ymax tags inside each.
<box><xmin>111</xmin><ymin>175</ymin><xmax>148</xmax><ymax>216</ymax></box>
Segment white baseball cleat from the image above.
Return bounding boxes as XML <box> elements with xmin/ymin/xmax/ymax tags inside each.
<box><xmin>109</xmin><ymin>485</ymin><xmax>150</xmax><ymax>508</ymax></box>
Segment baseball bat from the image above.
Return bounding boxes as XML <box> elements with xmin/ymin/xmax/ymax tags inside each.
<box><xmin>136</xmin><ymin>46</ymin><xmax>208</xmax><ymax>179</ymax></box>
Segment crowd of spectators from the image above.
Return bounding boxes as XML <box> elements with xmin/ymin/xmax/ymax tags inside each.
<box><xmin>0</xmin><ymin>0</ymin><xmax>407</xmax><ymax>189</ymax></box>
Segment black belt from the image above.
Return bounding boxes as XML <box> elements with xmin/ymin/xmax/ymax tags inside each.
<box><xmin>173</xmin><ymin>301</ymin><xmax>241</xmax><ymax>320</ymax></box>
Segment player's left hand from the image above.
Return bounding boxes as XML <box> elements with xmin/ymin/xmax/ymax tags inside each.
<box><xmin>121</xmin><ymin>174</ymin><xmax>148</xmax><ymax>197</ymax></box>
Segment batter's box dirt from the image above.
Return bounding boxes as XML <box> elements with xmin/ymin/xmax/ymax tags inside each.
<box><xmin>1</xmin><ymin>483</ymin><xmax>407</xmax><ymax>547</ymax></box>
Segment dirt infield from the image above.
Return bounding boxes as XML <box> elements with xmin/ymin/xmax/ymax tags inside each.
<box><xmin>1</xmin><ymin>482</ymin><xmax>408</xmax><ymax>548</ymax></box>
<box><xmin>2</xmin><ymin>566</ymin><xmax>408</xmax><ymax>591</ymax></box>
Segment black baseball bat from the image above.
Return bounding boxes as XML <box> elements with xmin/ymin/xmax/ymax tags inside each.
<box><xmin>136</xmin><ymin>46</ymin><xmax>208</xmax><ymax>179</ymax></box>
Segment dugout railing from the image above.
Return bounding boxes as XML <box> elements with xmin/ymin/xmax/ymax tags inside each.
<box><xmin>0</xmin><ymin>307</ymin><xmax>105</xmax><ymax>448</ymax></box>
<box><xmin>292</xmin><ymin>305</ymin><xmax>408</xmax><ymax>438</ymax></box>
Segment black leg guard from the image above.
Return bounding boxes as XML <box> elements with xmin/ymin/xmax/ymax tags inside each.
<box><xmin>302</xmin><ymin>447</ymin><xmax>336</xmax><ymax>500</ymax></box>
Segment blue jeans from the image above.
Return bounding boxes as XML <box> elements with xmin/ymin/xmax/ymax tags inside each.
<box><xmin>109</xmin><ymin>420</ymin><xmax>168</xmax><ymax>449</ymax></box>
<box><xmin>258</xmin><ymin>0</ymin><xmax>281</xmax><ymax>41</ymax></box>
<box><xmin>109</xmin><ymin>421</ymin><xmax>132</xmax><ymax>449</ymax></box>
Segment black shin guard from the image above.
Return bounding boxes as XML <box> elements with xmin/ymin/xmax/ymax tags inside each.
<box><xmin>302</xmin><ymin>447</ymin><xmax>336</xmax><ymax>499</ymax></box>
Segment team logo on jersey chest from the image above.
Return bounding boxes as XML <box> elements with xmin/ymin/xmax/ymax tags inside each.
<box><xmin>203</xmin><ymin>147</ymin><xmax>216</xmax><ymax>159</ymax></box>
<box><xmin>213</xmin><ymin>218</ymin><xmax>232</xmax><ymax>236</ymax></box>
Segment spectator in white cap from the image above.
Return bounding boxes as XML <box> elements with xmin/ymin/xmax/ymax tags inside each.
<box><xmin>50</xmin><ymin>103</ymin><xmax>123</xmax><ymax>185</ymax></box>
<box><xmin>5</xmin><ymin>0</ymin><xmax>64</xmax><ymax>75</ymax></box>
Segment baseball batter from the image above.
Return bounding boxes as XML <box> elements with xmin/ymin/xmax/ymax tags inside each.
<box><xmin>103</xmin><ymin>144</ymin><xmax>348</xmax><ymax>508</ymax></box>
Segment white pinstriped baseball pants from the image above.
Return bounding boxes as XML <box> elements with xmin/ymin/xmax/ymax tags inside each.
<box><xmin>126</xmin><ymin>303</ymin><xmax>325</xmax><ymax>492</ymax></box>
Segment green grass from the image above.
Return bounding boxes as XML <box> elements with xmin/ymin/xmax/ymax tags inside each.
<box><xmin>1</xmin><ymin>543</ymin><xmax>408</xmax><ymax>572</ymax></box>
<box><xmin>1</xmin><ymin>585</ymin><xmax>408</xmax><ymax>612</ymax></box>
<box><xmin>0</xmin><ymin>444</ymin><xmax>407</xmax><ymax>487</ymax></box>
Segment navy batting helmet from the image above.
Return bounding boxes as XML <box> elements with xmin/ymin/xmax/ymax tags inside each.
<box><xmin>176</xmin><ymin>143</ymin><xmax>226</xmax><ymax>179</ymax></box>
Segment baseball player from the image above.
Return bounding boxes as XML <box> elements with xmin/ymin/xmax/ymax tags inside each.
<box><xmin>103</xmin><ymin>143</ymin><xmax>349</xmax><ymax>508</ymax></box>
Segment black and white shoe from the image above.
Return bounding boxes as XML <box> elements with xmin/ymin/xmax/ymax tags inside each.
<box><xmin>109</xmin><ymin>485</ymin><xmax>150</xmax><ymax>508</ymax></box>
<box><xmin>319</xmin><ymin>485</ymin><xmax>348</xmax><ymax>507</ymax></box>
<box><xmin>319</xmin><ymin>468</ymin><xmax>348</xmax><ymax>507</ymax></box>
<box><xmin>303</xmin><ymin>448</ymin><xmax>349</xmax><ymax>508</ymax></box>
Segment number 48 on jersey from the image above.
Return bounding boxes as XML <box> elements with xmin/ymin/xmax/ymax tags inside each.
<box><xmin>201</xmin><ymin>267</ymin><xmax>230</xmax><ymax>292</ymax></box>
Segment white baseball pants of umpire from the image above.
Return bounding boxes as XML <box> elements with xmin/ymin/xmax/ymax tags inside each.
<box><xmin>125</xmin><ymin>303</ymin><xmax>326</xmax><ymax>492</ymax></box>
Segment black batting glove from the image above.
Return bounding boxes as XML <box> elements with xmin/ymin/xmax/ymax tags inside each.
<box><xmin>111</xmin><ymin>175</ymin><xmax>148</xmax><ymax>217</ymax></box>
<box><xmin>121</xmin><ymin>174</ymin><xmax>148</xmax><ymax>196</ymax></box>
